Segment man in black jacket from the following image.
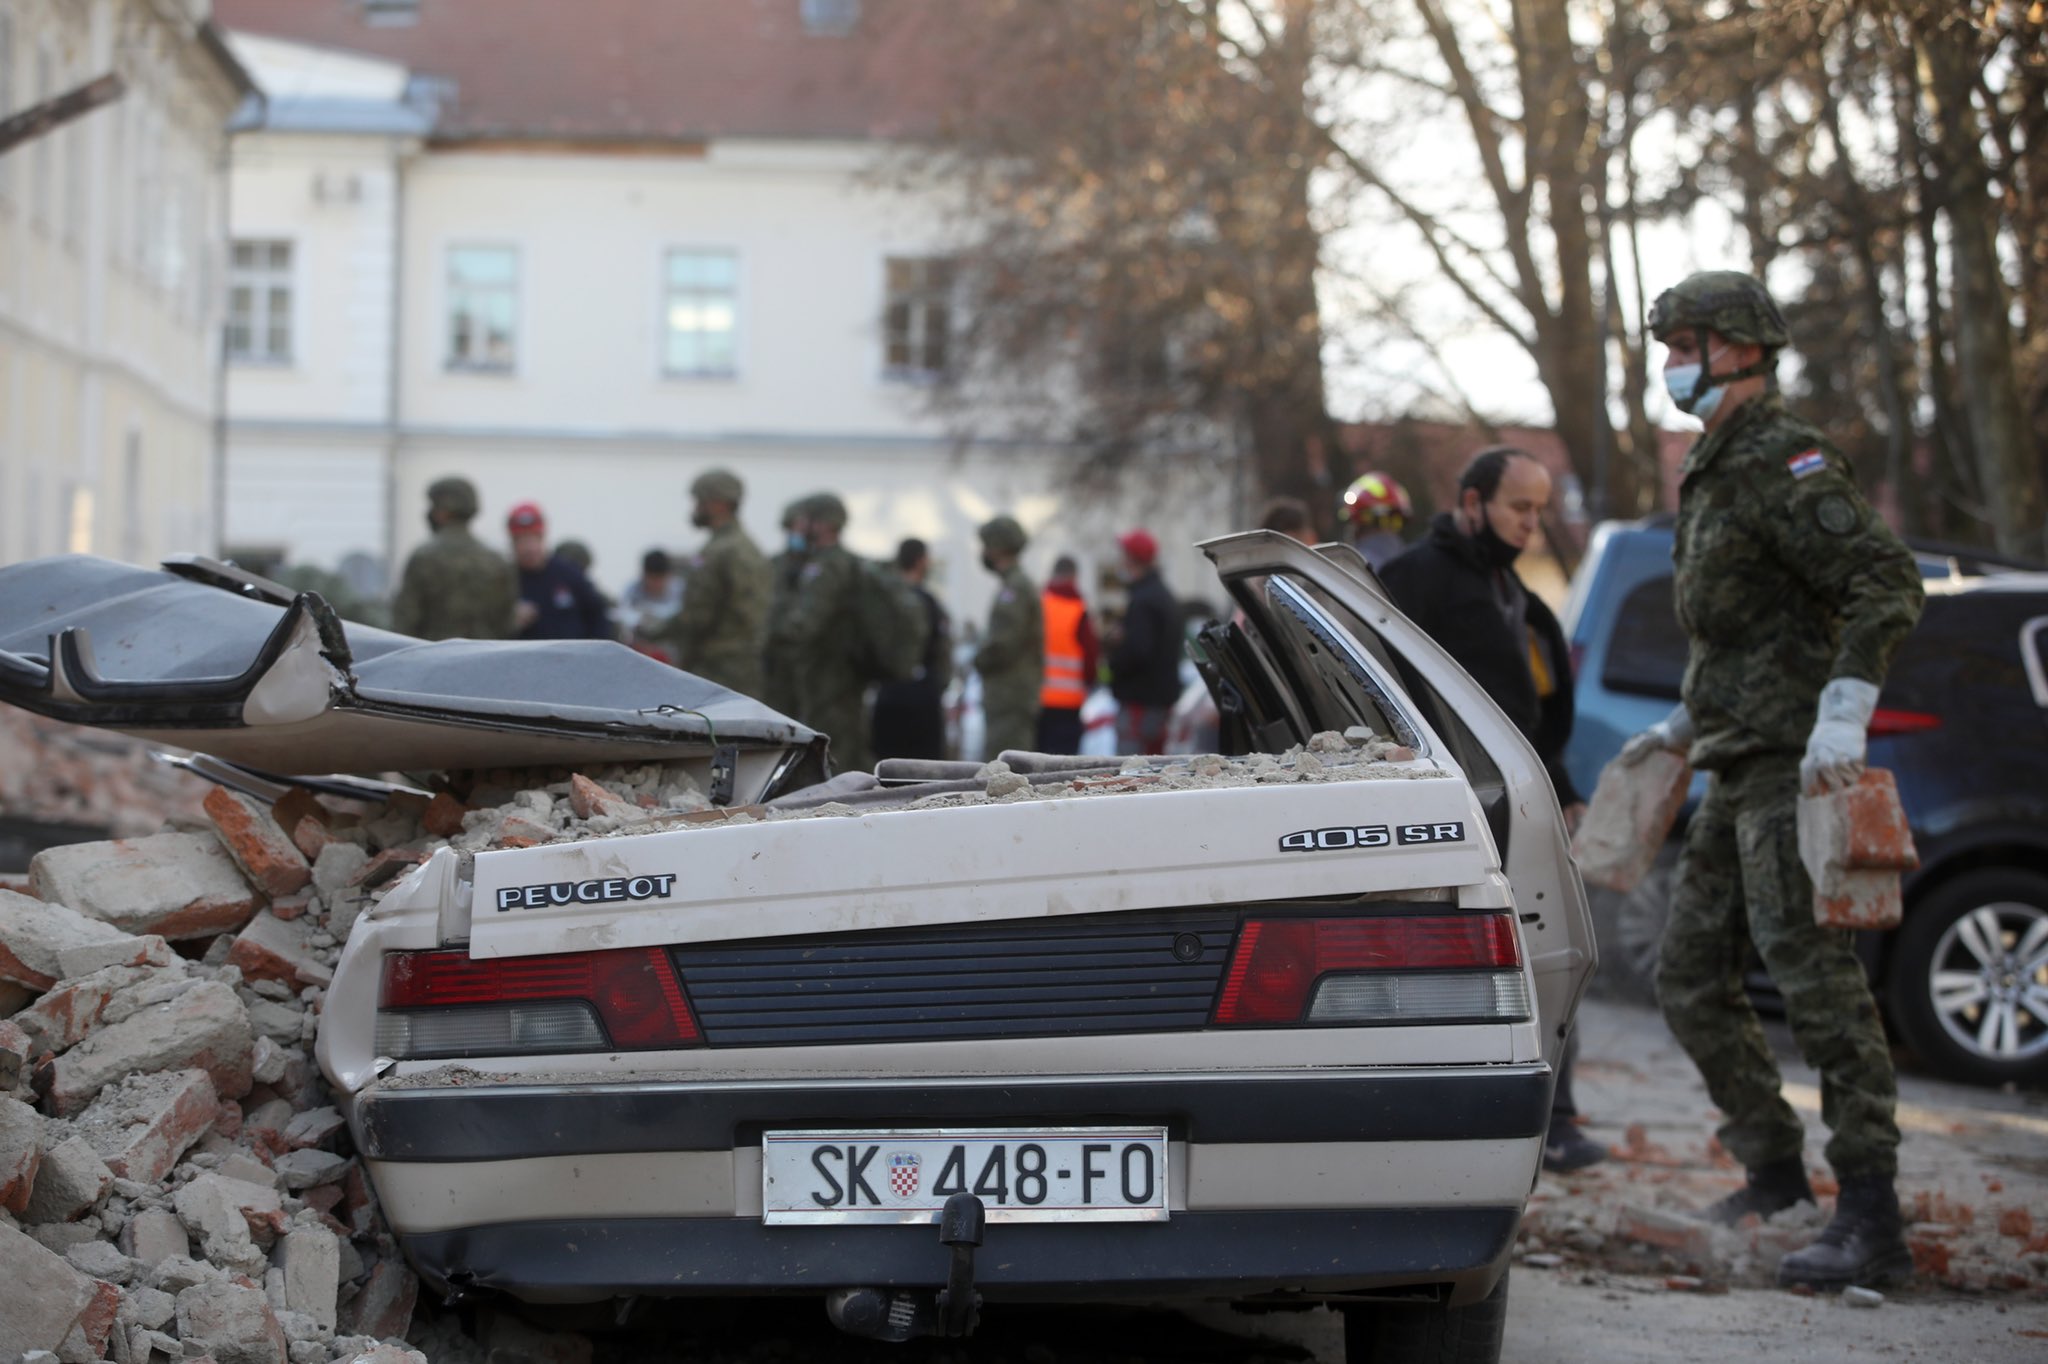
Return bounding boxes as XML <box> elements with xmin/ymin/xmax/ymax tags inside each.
<box><xmin>1379</xmin><ymin>446</ymin><xmax>1605</xmax><ymax>1173</ymax></box>
<box><xmin>1107</xmin><ymin>528</ymin><xmax>1182</xmax><ymax>754</ymax></box>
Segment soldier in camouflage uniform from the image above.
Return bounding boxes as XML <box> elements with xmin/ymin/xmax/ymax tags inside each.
<box><xmin>759</xmin><ymin>498</ymin><xmax>813</xmax><ymax>720</ymax></box>
<box><xmin>1622</xmin><ymin>271</ymin><xmax>1924</xmax><ymax>1290</ymax></box>
<box><xmin>785</xmin><ymin>493</ymin><xmax>875</xmax><ymax>773</ymax></box>
<box><xmin>656</xmin><ymin>469</ymin><xmax>772</xmax><ymax>697</ymax></box>
<box><xmin>390</xmin><ymin>477</ymin><xmax>518</xmax><ymax>641</ymax></box>
<box><xmin>974</xmin><ymin>515</ymin><xmax>1043</xmax><ymax>759</ymax></box>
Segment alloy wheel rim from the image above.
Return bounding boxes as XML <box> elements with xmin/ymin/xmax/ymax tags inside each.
<box><xmin>1928</xmin><ymin>900</ymin><xmax>2048</xmax><ymax>1063</ymax></box>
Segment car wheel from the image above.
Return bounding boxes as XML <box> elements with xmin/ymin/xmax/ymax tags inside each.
<box><xmin>1888</xmin><ymin>868</ymin><xmax>2048</xmax><ymax>1087</ymax></box>
<box><xmin>1342</xmin><ymin>1268</ymin><xmax>1508</xmax><ymax>1364</ymax></box>
<box><xmin>1584</xmin><ymin>844</ymin><xmax>1678</xmax><ymax>1006</ymax></box>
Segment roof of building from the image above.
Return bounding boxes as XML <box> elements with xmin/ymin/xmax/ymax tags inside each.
<box><xmin>210</xmin><ymin>0</ymin><xmax>948</xmax><ymax>144</ymax></box>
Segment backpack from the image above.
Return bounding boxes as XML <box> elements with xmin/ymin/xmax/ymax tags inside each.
<box><xmin>851</xmin><ymin>558</ymin><xmax>929</xmax><ymax>683</ymax></box>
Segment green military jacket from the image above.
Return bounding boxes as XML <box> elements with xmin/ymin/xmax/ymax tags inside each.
<box><xmin>974</xmin><ymin>564</ymin><xmax>1044</xmax><ymax>722</ymax></box>
<box><xmin>785</xmin><ymin>544</ymin><xmax>865</xmax><ymax>702</ymax></box>
<box><xmin>1672</xmin><ymin>393</ymin><xmax>1924</xmax><ymax>771</ymax></box>
<box><xmin>662</xmin><ymin>521</ymin><xmax>772</xmax><ymax>697</ymax></box>
<box><xmin>759</xmin><ymin>547</ymin><xmax>808</xmax><ymax>716</ymax></box>
<box><xmin>391</xmin><ymin>524</ymin><xmax>517</xmax><ymax>641</ymax></box>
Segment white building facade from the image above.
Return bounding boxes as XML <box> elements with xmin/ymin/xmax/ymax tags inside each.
<box><xmin>218</xmin><ymin>6</ymin><xmax>1232</xmax><ymax>628</ymax></box>
<box><xmin>0</xmin><ymin>0</ymin><xmax>247</xmax><ymax>569</ymax></box>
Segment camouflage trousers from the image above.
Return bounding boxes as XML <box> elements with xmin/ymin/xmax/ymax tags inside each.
<box><xmin>983</xmin><ymin>697</ymin><xmax>1040</xmax><ymax>761</ymax></box>
<box><xmin>1657</xmin><ymin>752</ymin><xmax>1900</xmax><ymax>1179</ymax></box>
<box><xmin>808</xmin><ymin>691</ymin><xmax>872</xmax><ymax>776</ymax></box>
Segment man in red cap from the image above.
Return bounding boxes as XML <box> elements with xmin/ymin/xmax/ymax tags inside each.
<box><xmin>1106</xmin><ymin>528</ymin><xmax>1181</xmax><ymax>754</ymax></box>
<box><xmin>506</xmin><ymin>502</ymin><xmax>612</xmax><ymax>640</ymax></box>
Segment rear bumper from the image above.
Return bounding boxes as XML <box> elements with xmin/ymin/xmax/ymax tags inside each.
<box><xmin>353</xmin><ymin>1065</ymin><xmax>1549</xmax><ymax>1306</ymax></box>
<box><xmin>402</xmin><ymin>1206</ymin><xmax>1522</xmax><ymax>1305</ymax></box>
<box><xmin>353</xmin><ymin>1065</ymin><xmax>1554</xmax><ymax>1160</ymax></box>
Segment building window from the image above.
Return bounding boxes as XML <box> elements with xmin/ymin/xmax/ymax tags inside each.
<box><xmin>446</xmin><ymin>245</ymin><xmax>518</xmax><ymax>372</ymax></box>
<box><xmin>227</xmin><ymin>239</ymin><xmax>294</xmax><ymax>364</ymax></box>
<box><xmin>663</xmin><ymin>250</ymin><xmax>739</xmax><ymax>378</ymax></box>
<box><xmin>884</xmin><ymin>257</ymin><xmax>955</xmax><ymax>380</ymax></box>
<box><xmin>801</xmin><ymin>0</ymin><xmax>861</xmax><ymax>36</ymax></box>
<box><xmin>363</xmin><ymin>0</ymin><xmax>422</xmax><ymax>26</ymax></box>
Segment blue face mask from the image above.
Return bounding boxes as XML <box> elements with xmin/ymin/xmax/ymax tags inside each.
<box><xmin>787</xmin><ymin>531</ymin><xmax>807</xmax><ymax>552</ymax></box>
<box><xmin>1664</xmin><ymin>347</ymin><xmax>1733</xmax><ymax>422</ymax></box>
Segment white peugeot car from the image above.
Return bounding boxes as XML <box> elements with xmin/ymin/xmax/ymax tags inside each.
<box><xmin>0</xmin><ymin>535</ymin><xmax>1593</xmax><ymax>1364</ymax></box>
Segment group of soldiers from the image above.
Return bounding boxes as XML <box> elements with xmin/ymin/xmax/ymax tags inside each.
<box><xmin>388</xmin><ymin>469</ymin><xmax>1049</xmax><ymax>774</ymax></box>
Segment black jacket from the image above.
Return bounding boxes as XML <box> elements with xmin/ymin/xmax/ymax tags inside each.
<box><xmin>1108</xmin><ymin>569</ymin><xmax>1183</xmax><ymax>706</ymax></box>
<box><xmin>1378</xmin><ymin>513</ymin><xmax>1582</xmax><ymax>807</ymax></box>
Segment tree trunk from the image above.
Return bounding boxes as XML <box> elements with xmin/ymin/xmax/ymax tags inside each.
<box><xmin>1920</xmin><ymin>21</ymin><xmax>2045</xmax><ymax>558</ymax></box>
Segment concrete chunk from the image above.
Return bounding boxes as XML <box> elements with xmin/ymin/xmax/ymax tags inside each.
<box><xmin>44</xmin><ymin>981</ymin><xmax>254</xmax><ymax>1115</ymax></box>
<box><xmin>55</xmin><ymin>932</ymin><xmax>177</xmax><ymax>981</ymax></box>
<box><xmin>14</xmin><ymin>963</ymin><xmax>180</xmax><ymax>1057</ymax></box>
<box><xmin>272</xmin><ymin>1149</ymin><xmax>347</xmax><ymax>1191</ymax></box>
<box><xmin>29</xmin><ymin>833</ymin><xmax>264</xmax><ymax>940</ymax></box>
<box><xmin>308</xmin><ymin>844</ymin><xmax>368</xmax><ymax>903</ymax></box>
<box><xmin>277</xmin><ymin>1224</ymin><xmax>340</xmax><ymax>1331</ymax></box>
<box><xmin>0</xmin><ymin>889</ymin><xmax>132</xmax><ymax>991</ymax></box>
<box><xmin>73</xmin><ymin>1069</ymin><xmax>219</xmax><ymax>1184</ymax></box>
<box><xmin>22</xmin><ymin>1136</ymin><xmax>113</xmax><ymax>1223</ymax></box>
<box><xmin>1</xmin><ymin>1093</ymin><xmax>42</xmax><ymax>1214</ymax></box>
<box><xmin>65</xmin><ymin>1237</ymin><xmax>141</xmax><ymax>1284</ymax></box>
<box><xmin>172</xmin><ymin>1175</ymin><xmax>270</xmax><ymax>1275</ymax></box>
<box><xmin>281</xmin><ymin>1108</ymin><xmax>343</xmax><ymax>1151</ymax></box>
<box><xmin>0</xmin><ymin>1222</ymin><xmax>98</xmax><ymax>1358</ymax></box>
<box><xmin>176</xmin><ymin>1280</ymin><xmax>289</xmax><ymax>1364</ymax></box>
<box><xmin>120</xmin><ymin>1206</ymin><xmax>191</xmax><ymax>1267</ymax></box>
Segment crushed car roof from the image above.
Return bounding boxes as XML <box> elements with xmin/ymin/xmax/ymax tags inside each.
<box><xmin>0</xmin><ymin>554</ymin><xmax>819</xmax><ymax>774</ymax></box>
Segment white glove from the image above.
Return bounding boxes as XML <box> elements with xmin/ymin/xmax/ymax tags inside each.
<box><xmin>1801</xmin><ymin>677</ymin><xmax>1879</xmax><ymax>794</ymax></box>
<box><xmin>1619</xmin><ymin>704</ymin><xmax>1694</xmax><ymax>765</ymax></box>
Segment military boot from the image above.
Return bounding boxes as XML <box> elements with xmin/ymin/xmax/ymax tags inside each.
<box><xmin>1693</xmin><ymin>1155</ymin><xmax>1814</xmax><ymax>1227</ymax></box>
<box><xmin>1776</xmin><ymin>1174</ymin><xmax>1914</xmax><ymax>1289</ymax></box>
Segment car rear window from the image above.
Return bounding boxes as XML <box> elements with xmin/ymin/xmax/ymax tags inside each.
<box><xmin>1602</xmin><ymin>577</ymin><xmax>1687</xmax><ymax>699</ymax></box>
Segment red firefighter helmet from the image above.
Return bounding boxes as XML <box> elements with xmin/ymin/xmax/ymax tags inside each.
<box><xmin>1340</xmin><ymin>472</ymin><xmax>1412</xmax><ymax>533</ymax></box>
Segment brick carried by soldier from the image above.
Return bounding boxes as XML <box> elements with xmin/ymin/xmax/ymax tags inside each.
<box><xmin>390</xmin><ymin>476</ymin><xmax>518</xmax><ymax>641</ymax></box>
<box><xmin>654</xmin><ymin>468</ymin><xmax>772</xmax><ymax>696</ymax></box>
<box><xmin>1621</xmin><ymin>268</ymin><xmax>1925</xmax><ymax>1292</ymax></box>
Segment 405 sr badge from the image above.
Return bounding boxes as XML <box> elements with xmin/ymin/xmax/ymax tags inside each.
<box><xmin>1278</xmin><ymin>822</ymin><xmax>1464</xmax><ymax>853</ymax></box>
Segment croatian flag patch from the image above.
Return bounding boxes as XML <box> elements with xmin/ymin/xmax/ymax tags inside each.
<box><xmin>1787</xmin><ymin>450</ymin><xmax>1827</xmax><ymax>479</ymax></box>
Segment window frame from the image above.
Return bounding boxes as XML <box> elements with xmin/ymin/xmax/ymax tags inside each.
<box><xmin>659</xmin><ymin>246</ymin><xmax>742</xmax><ymax>381</ymax></box>
<box><xmin>225</xmin><ymin>238</ymin><xmax>297</xmax><ymax>366</ymax></box>
<box><xmin>881</xmin><ymin>255</ymin><xmax>956</xmax><ymax>383</ymax></box>
<box><xmin>444</xmin><ymin>242</ymin><xmax>521</xmax><ymax>375</ymax></box>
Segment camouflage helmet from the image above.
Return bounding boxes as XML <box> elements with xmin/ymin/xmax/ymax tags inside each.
<box><xmin>690</xmin><ymin>467</ymin><xmax>744</xmax><ymax>506</ymax></box>
<box><xmin>805</xmin><ymin>492</ymin><xmax>849</xmax><ymax>531</ymax></box>
<box><xmin>1648</xmin><ymin>270</ymin><xmax>1790</xmax><ymax>350</ymax></box>
<box><xmin>426</xmin><ymin>476</ymin><xmax>480</xmax><ymax>520</ymax></box>
<box><xmin>978</xmin><ymin>514</ymin><xmax>1029</xmax><ymax>555</ymax></box>
<box><xmin>780</xmin><ymin>497</ymin><xmax>811</xmax><ymax>530</ymax></box>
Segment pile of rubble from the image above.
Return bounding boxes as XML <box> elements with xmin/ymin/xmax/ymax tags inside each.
<box><xmin>0</xmin><ymin>712</ymin><xmax>210</xmax><ymax>848</ymax></box>
<box><xmin>1</xmin><ymin>758</ymin><xmax>716</xmax><ymax>1363</ymax></box>
<box><xmin>1517</xmin><ymin>1091</ymin><xmax>2048</xmax><ymax>1300</ymax></box>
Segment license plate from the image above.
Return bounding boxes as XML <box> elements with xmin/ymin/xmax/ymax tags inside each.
<box><xmin>761</xmin><ymin>1126</ymin><xmax>1170</xmax><ymax>1225</ymax></box>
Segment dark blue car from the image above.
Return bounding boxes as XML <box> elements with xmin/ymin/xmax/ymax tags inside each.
<box><xmin>1562</xmin><ymin>519</ymin><xmax>2048</xmax><ymax>1088</ymax></box>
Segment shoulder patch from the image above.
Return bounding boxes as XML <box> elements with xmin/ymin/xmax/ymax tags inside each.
<box><xmin>1787</xmin><ymin>449</ymin><xmax>1827</xmax><ymax>479</ymax></box>
<box><xmin>1815</xmin><ymin>494</ymin><xmax>1859</xmax><ymax>535</ymax></box>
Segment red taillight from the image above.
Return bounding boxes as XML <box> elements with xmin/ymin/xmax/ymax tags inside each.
<box><xmin>1213</xmin><ymin>915</ymin><xmax>1522</xmax><ymax>1025</ymax></box>
<box><xmin>1869</xmin><ymin>708</ymin><xmax>1940</xmax><ymax>736</ymax></box>
<box><xmin>380</xmin><ymin>947</ymin><xmax>699</xmax><ymax>1048</ymax></box>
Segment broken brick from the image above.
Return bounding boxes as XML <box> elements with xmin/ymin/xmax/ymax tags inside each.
<box><xmin>1614</xmin><ymin>1205</ymin><xmax>1713</xmax><ymax>1259</ymax></box>
<box><xmin>72</xmin><ymin>1068</ymin><xmax>219</xmax><ymax>1184</ymax></box>
<box><xmin>270</xmin><ymin>788</ymin><xmax>335</xmax><ymax>863</ymax></box>
<box><xmin>0</xmin><ymin>887</ymin><xmax>133</xmax><ymax>991</ymax></box>
<box><xmin>0</xmin><ymin>1094</ymin><xmax>42</xmax><ymax>1214</ymax></box>
<box><xmin>204</xmin><ymin>786</ymin><xmax>313</xmax><ymax>900</ymax></box>
<box><xmin>1998</xmin><ymin>1207</ymin><xmax>2034</xmax><ymax>1241</ymax></box>
<box><xmin>422</xmin><ymin>792</ymin><xmax>471</xmax><ymax>838</ymax></box>
<box><xmin>348</xmin><ymin>848</ymin><xmax>426</xmax><ymax>890</ymax></box>
<box><xmin>45</xmin><ymin>980</ymin><xmax>254</xmax><ymax>1115</ymax></box>
<box><xmin>29</xmin><ymin>832</ymin><xmax>263</xmax><ymax>940</ymax></box>
<box><xmin>340</xmin><ymin>1259</ymin><xmax>417</xmax><ymax>1339</ymax></box>
<box><xmin>226</xmin><ymin>913</ymin><xmax>332</xmax><ymax>989</ymax></box>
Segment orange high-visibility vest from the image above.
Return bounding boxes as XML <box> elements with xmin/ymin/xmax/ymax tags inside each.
<box><xmin>1040</xmin><ymin>591</ymin><xmax>1089</xmax><ymax>709</ymax></box>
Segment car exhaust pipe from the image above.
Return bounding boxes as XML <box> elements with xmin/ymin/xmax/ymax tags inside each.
<box><xmin>824</xmin><ymin>1194</ymin><xmax>987</xmax><ymax>1342</ymax></box>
